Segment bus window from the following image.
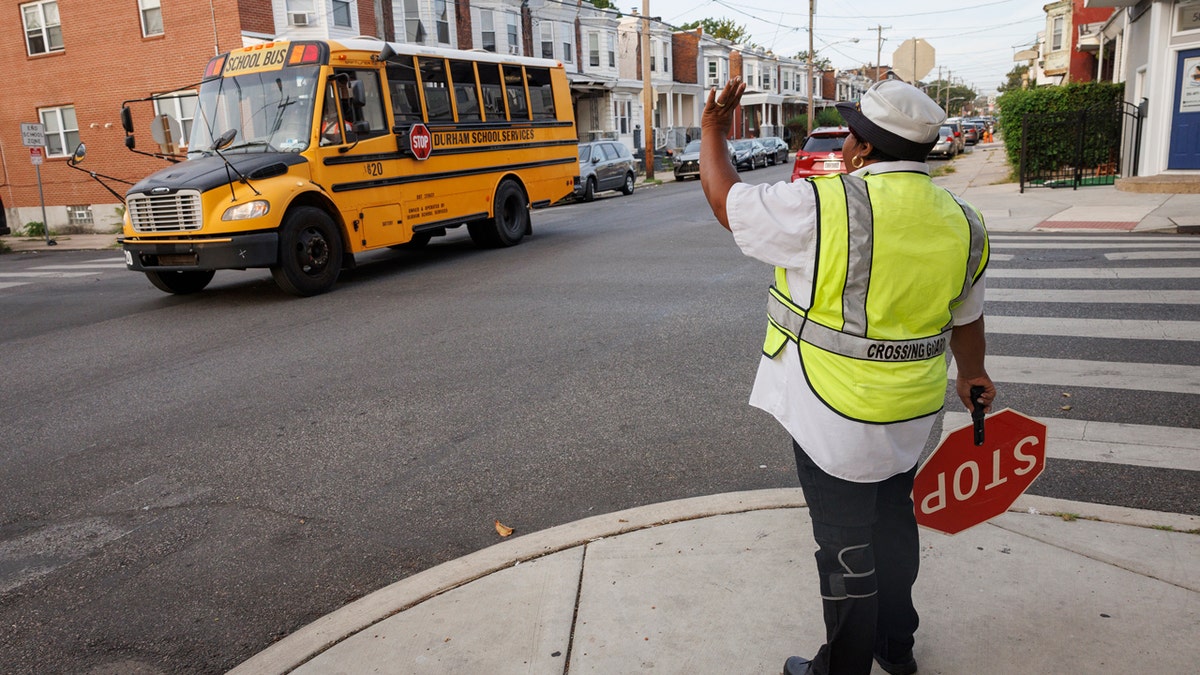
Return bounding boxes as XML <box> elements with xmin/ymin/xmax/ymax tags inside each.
<box><xmin>353</xmin><ymin>70</ymin><xmax>388</xmax><ymax>136</ymax></box>
<box><xmin>526</xmin><ymin>67</ymin><xmax>556</xmax><ymax>120</ymax></box>
<box><xmin>479</xmin><ymin>63</ymin><xmax>505</xmax><ymax>120</ymax></box>
<box><xmin>387</xmin><ymin>58</ymin><xmax>421</xmax><ymax>123</ymax></box>
<box><xmin>419</xmin><ymin>57</ymin><xmax>453</xmax><ymax>122</ymax></box>
<box><xmin>320</xmin><ymin>83</ymin><xmax>348</xmax><ymax>145</ymax></box>
<box><xmin>503</xmin><ymin>65</ymin><xmax>528</xmax><ymax>120</ymax></box>
<box><xmin>449</xmin><ymin>59</ymin><xmax>481</xmax><ymax>122</ymax></box>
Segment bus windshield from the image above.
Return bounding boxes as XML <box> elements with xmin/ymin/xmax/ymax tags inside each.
<box><xmin>189</xmin><ymin>66</ymin><xmax>320</xmax><ymax>158</ymax></box>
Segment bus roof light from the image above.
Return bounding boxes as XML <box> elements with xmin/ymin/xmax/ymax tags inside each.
<box><xmin>204</xmin><ymin>55</ymin><xmax>226</xmax><ymax>78</ymax></box>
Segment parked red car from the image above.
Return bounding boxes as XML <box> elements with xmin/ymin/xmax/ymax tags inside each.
<box><xmin>791</xmin><ymin>126</ymin><xmax>851</xmax><ymax>181</ymax></box>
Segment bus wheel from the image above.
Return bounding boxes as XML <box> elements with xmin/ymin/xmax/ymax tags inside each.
<box><xmin>583</xmin><ymin>177</ymin><xmax>596</xmax><ymax>202</ymax></box>
<box><xmin>145</xmin><ymin>270</ymin><xmax>214</xmax><ymax>294</ymax></box>
<box><xmin>620</xmin><ymin>172</ymin><xmax>636</xmax><ymax>195</ymax></box>
<box><xmin>469</xmin><ymin>180</ymin><xmax>528</xmax><ymax>248</ymax></box>
<box><xmin>271</xmin><ymin>206</ymin><xmax>344</xmax><ymax>296</ymax></box>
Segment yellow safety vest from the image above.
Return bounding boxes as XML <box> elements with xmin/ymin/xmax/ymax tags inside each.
<box><xmin>763</xmin><ymin>171</ymin><xmax>989</xmax><ymax>424</ymax></box>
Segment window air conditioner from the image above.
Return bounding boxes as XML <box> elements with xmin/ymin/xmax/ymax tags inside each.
<box><xmin>706</xmin><ymin>77</ymin><xmax>720</xmax><ymax>87</ymax></box>
<box><xmin>509</xmin><ymin>45</ymin><xmax>520</xmax><ymax>55</ymax></box>
<box><xmin>289</xmin><ymin>12</ymin><xmax>310</xmax><ymax>26</ymax></box>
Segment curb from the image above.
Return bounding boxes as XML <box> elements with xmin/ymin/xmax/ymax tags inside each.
<box><xmin>227</xmin><ymin>488</ymin><xmax>1195</xmax><ymax>674</ymax></box>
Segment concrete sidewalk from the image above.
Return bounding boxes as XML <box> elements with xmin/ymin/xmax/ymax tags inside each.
<box><xmin>227</xmin><ymin>489</ymin><xmax>1199</xmax><ymax>674</ymax></box>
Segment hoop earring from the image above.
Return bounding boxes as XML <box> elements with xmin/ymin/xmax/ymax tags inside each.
<box><xmin>851</xmin><ymin>154</ymin><xmax>864</xmax><ymax>169</ymax></box>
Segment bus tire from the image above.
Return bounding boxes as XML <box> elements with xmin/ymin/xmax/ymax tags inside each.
<box><xmin>469</xmin><ymin>180</ymin><xmax>528</xmax><ymax>248</ymax></box>
<box><xmin>145</xmin><ymin>270</ymin><xmax>215</xmax><ymax>294</ymax></box>
<box><xmin>583</xmin><ymin>177</ymin><xmax>596</xmax><ymax>202</ymax></box>
<box><xmin>270</xmin><ymin>206</ymin><xmax>344</xmax><ymax>296</ymax></box>
<box><xmin>620</xmin><ymin>172</ymin><xmax>635</xmax><ymax>195</ymax></box>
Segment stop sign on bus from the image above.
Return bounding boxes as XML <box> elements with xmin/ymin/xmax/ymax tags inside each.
<box><xmin>409</xmin><ymin>123</ymin><xmax>432</xmax><ymax>160</ymax></box>
<box><xmin>913</xmin><ymin>409</ymin><xmax>1047</xmax><ymax>535</ymax></box>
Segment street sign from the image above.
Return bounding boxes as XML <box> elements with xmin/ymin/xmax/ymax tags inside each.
<box><xmin>913</xmin><ymin>409</ymin><xmax>1047</xmax><ymax>535</ymax></box>
<box><xmin>409</xmin><ymin>123</ymin><xmax>431</xmax><ymax>160</ymax></box>
<box><xmin>21</xmin><ymin>122</ymin><xmax>45</xmax><ymax>148</ymax></box>
<box><xmin>30</xmin><ymin>147</ymin><xmax>43</xmax><ymax>165</ymax></box>
<box><xmin>892</xmin><ymin>38</ymin><xmax>935</xmax><ymax>83</ymax></box>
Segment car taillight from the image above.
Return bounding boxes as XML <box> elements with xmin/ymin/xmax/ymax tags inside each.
<box><xmin>946</xmin><ymin>135</ymin><xmax>954</xmax><ymax>142</ymax></box>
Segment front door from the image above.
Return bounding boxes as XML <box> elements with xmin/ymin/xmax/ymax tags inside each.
<box><xmin>1168</xmin><ymin>48</ymin><xmax>1200</xmax><ymax>170</ymax></box>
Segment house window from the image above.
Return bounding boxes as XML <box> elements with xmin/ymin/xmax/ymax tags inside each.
<box><xmin>615</xmin><ymin>99</ymin><xmax>631</xmax><ymax>134</ymax></box>
<box><xmin>541</xmin><ymin>23</ymin><xmax>553</xmax><ymax>59</ymax></box>
<box><xmin>1051</xmin><ymin>16</ymin><xmax>1064</xmax><ymax>51</ymax></box>
<box><xmin>661</xmin><ymin>41</ymin><xmax>669</xmax><ymax>74</ymax></box>
<box><xmin>607</xmin><ymin>33</ymin><xmax>616</xmax><ymax>67</ymax></box>
<box><xmin>404</xmin><ymin>0</ymin><xmax>425</xmax><ymax>43</ymax></box>
<box><xmin>706</xmin><ymin>59</ymin><xmax>721</xmax><ymax>86</ymax></box>
<box><xmin>21</xmin><ymin>1</ymin><xmax>63</xmax><ymax>56</ymax></box>
<box><xmin>67</xmin><ymin>205</ymin><xmax>93</xmax><ymax>226</ymax></box>
<box><xmin>39</xmin><ymin>105</ymin><xmax>78</xmax><ymax>157</ymax></box>
<box><xmin>138</xmin><ymin>0</ymin><xmax>163</xmax><ymax>37</ymax></box>
<box><xmin>331</xmin><ymin>0</ymin><xmax>352</xmax><ymax>28</ymax></box>
<box><xmin>153</xmin><ymin>90</ymin><xmax>197</xmax><ymax>147</ymax></box>
<box><xmin>480</xmin><ymin>10</ymin><xmax>495</xmax><ymax>52</ymax></box>
<box><xmin>287</xmin><ymin>0</ymin><xmax>314</xmax><ymax>25</ymax></box>
<box><xmin>435</xmin><ymin>0</ymin><xmax>449</xmax><ymax>44</ymax></box>
<box><xmin>563</xmin><ymin>31</ymin><xmax>573</xmax><ymax>63</ymax></box>
<box><xmin>762</xmin><ymin>67</ymin><xmax>771</xmax><ymax>91</ymax></box>
<box><xmin>589</xmin><ymin>32</ymin><xmax>600</xmax><ymax>67</ymax></box>
<box><xmin>506</xmin><ymin>15</ymin><xmax>517</xmax><ymax>54</ymax></box>
<box><xmin>650</xmin><ymin>41</ymin><xmax>656</xmax><ymax>71</ymax></box>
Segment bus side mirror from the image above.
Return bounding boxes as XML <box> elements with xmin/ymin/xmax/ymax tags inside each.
<box><xmin>70</xmin><ymin>143</ymin><xmax>87</xmax><ymax>165</ymax></box>
<box><xmin>350</xmin><ymin>80</ymin><xmax>366</xmax><ymax>107</ymax></box>
<box><xmin>125</xmin><ymin>135</ymin><xmax>136</xmax><ymax>150</ymax></box>
<box><xmin>121</xmin><ymin>106</ymin><xmax>134</xmax><ymax>134</ymax></box>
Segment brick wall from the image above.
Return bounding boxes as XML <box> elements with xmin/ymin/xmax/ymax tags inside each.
<box><xmin>671</xmin><ymin>30</ymin><xmax>698</xmax><ymax>84</ymax></box>
<box><xmin>1</xmin><ymin>0</ymin><xmax>245</xmax><ymax>226</ymax></box>
<box><xmin>238</xmin><ymin>0</ymin><xmax>274</xmax><ymax>35</ymax></box>
<box><xmin>356</xmin><ymin>0</ymin><xmax>377</xmax><ymax>40</ymax></box>
<box><xmin>455</xmin><ymin>0</ymin><xmax>471</xmax><ymax>50</ymax></box>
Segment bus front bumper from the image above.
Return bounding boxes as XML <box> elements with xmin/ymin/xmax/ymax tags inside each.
<box><xmin>122</xmin><ymin>233</ymin><xmax>278</xmax><ymax>272</ymax></box>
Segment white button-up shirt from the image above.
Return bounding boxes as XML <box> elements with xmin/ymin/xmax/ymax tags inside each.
<box><xmin>727</xmin><ymin>162</ymin><xmax>986</xmax><ymax>482</ymax></box>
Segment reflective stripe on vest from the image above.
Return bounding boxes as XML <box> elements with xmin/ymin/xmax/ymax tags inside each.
<box><xmin>763</xmin><ymin>172</ymin><xmax>989</xmax><ymax>424</ymax></box>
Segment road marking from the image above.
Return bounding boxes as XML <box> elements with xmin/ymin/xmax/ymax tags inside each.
<box><xmin>0</xmin><ymin>282</ymin><xmax>30</xmax><ymax>290</ymax></box>
<box><xmin>987</xmin><ymin>316</ymin><xmax>1200</xmax><ymax>341</ymax></box>
<box><xmin>0</xmin><ymin>272</ymin><xmax>100</xmax><ymax>278</ymax></box>
<box><xmin>943</xmin><ymin>413</ymin><xmax>1199</xmax><ymax>472</ymax></box>
<box><xmin>988</xmin><ymin>267</ymin><xmax>1200</xmax><ymax>279</ymax></box>
<box><xmin>990</xmin><ymin>235</ymin><xmax>1196</xmax><ymax>243</ymax></box>
<box><xmin>991</xmin><ymin>242</ymin><xmax>1200</xmax><ymax>249</ymax></box>
<box><xmin>1105</xmin><ymin>250</ymin><xmax>1200</xmax><ymax>260</ymax></box>
<box><xmin>989</xmin><ymin>253</ymin><xmax>1014</xmax><ymax>261</ymax></box>
<box><xmin>948</xmin><ymin>356</ymin><xmax>1200</xmax><ymax>394</ymax></box>
<box><xmin>986</xmin><ymin>289</ymin><xmax>1200</xmax><ymax>304</ymax></box>
<box><xmin>31</xmin><ymin>263</ymin><xmax>127</xmax><ymax>270</ymax></box>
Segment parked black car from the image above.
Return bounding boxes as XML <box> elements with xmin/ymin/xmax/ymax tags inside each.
<box><xmin>759</xmin><ymin>136</ymin><xmax>789</xmax><ymax>165</ymax></box>
<box><xmin>732</xmin><ymin>139</ymin><xmax>767</xmax><ymax>171</ymax></box>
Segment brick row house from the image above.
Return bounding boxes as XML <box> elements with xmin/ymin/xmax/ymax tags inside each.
<box><xmin>1</xmin><ymin>0</ymin><xmax>845</xmax><ymax>232</ymax></box>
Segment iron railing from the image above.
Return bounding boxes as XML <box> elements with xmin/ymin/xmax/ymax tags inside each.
<box><xmin>1019</xmin><ymin>101</ymin><xmax>1144</xmax><ymax>192</ymax></box>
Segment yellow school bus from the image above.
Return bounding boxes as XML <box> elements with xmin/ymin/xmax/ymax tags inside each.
<box><xmin>118</xmin><ymin>38</ymin><xmax>577</xmax><ymax>296</ymax></box>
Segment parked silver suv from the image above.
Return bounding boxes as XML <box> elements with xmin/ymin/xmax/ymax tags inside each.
<box><xmin>574</xmin><ymin>141</ymin><xmax>637</xmax><ymax>201</ymax></box>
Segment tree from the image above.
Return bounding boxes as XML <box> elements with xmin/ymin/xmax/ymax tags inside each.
<box><xmin>585</xmin><ymin>0</ymin><xmax>616</xmax><ymax>10</ymax></box>
<box><xmin>998</xmin><ymin>64</ymin><xmax>1030</xmax><ymax>93</ymax></box>
<box><xmin>792</xmin><ymin>50</ymin><xmax>832</xmax><ymax>71</ymax></box>
<box><xmin>678</xmin><ymin>18</ymin><xmax>750</xmax><ymax>44</ymax></box>
<box><xmin>926</xmin><ymin>79</ymin><xmax>978</xmax><ymax>115</ymax></box>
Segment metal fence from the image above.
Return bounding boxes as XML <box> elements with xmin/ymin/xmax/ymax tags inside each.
<box><xmin>1019</xmin><ymin>101</ymin><xmax>1144</xmax><ymax>192</ymax></box>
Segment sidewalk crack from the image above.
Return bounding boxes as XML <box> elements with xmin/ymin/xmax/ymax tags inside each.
<box><xmin>561</xmin><ymin>541</ymin><xmax>590</xmax><ymax>674</ymax></box>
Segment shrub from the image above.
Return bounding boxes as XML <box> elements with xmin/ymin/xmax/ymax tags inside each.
<box><xmin>23</xmin><ymin>221</ymin><xmax>46</xmax><ymax>237</ymax></box>
<box><xmin>997</xmin><ymin>82</ymin><xmax>1124</xmax><ymax>175</ymax></box>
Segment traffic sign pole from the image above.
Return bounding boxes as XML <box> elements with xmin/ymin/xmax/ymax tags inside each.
<box><xmin>35</xmin><ymin>162</ymin><xmax>55</xmax><ymax>246</ymax></box>
<box><xmin>21</xmin><ymin>122</ymin><xmax>55</xmax><ymax>245</ymax></box>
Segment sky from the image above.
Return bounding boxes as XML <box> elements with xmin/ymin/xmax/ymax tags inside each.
<box><xmin>640</xmin><ymin>0</ymin><xmax>1049</xmax><ymax>96</ymax></box>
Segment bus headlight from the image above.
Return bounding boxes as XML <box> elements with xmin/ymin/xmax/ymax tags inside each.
<box><xmin>222</xmin><ymin>200</ymin><xmax>270</xmax><ymax>221</ymax></box>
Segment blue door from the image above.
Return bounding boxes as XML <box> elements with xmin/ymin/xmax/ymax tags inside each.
<box><xmin>1168</xmin><ymin>48</ymin><xmax>1200</xmax><ymax>170</ymax></box>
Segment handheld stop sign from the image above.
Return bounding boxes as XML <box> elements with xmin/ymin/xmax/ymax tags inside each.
<box><xmin>913</xmin><ymin>408</ymin><xmax>1047</xmax><ymax>535</ymax></box>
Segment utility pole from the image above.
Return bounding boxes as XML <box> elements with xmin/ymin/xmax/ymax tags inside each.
<box><xmin>936</xmin><ymin>65</ymin><xmax>942</xmax><ymax>107</ymax></box>
<box><xmin>869</xmin><ymin>24</ymin><xmax>890</xmax><ymax>81</ymax></box>
<box><xmin>640</xmin><ymin>0</ymin><xmax>654</xmax><ymax>180</ymax></box>
<box><xmin>806</xmin><ymin>0</ymin><xmax>815</xmax><ymax>135</ymax></box>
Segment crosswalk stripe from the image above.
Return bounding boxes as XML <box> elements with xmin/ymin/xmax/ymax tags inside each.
<box><xmin>987</xmin><ymin>289</ymin><xmax>1200</xmax><ymax>304</ymax></box>
<box><xmin>989</xmin><ymin>267</ymin><xmax>1200</xmax><ymax>279</ymax></box>
<box><xmin>0</xmin><ymin>282</ymin><xmax>30</xmax><ymax>290</ymax></box>
<box><xmin>0</xmin><ymin>272</ymin><xmax>100</xmax><ymax>278</ymax></box>
<box><xmin>947</xmin><ymin>355</ymin><xmax>1200</xmax><ymax>394</ymax></box>
<box><xmin>987</xmin><ymin>316</ymin><xmax>1200</xmax><ymax>341</ymax></box>
<box><xmin>992</xmin><ymin>242</ymin><xmax>1200</xmax><ymax>249</ymax></box>
<box><xmin>31</xmin><ymin>263</ymin><xmax>128</xmax><ymax>270</ymax></box>
<box><xmin>990</xmin><ymin>235</ymin><xmax>1197</xmax><ymax>243</ymax></box>
<box><xmin>1104</xmin><ymin>251</ymin><xmax>1200</xmax><ymax>260</ymax></box>
<box><xmin>942</xmin><ymin>412</ymin><xmax>1199</xmax><ymax>472</ymax></box>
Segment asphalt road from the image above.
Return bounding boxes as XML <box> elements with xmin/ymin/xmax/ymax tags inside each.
<box><xmin>1</xmin><ymin>160</ymin><xmax>1196</xmax><ymax>673</ymax></box>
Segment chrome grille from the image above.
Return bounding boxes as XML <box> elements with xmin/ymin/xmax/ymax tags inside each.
<box><xmin>127</xmin><ymin>190</ymin><xmax>203</xmax><ymax>233</ymax></box>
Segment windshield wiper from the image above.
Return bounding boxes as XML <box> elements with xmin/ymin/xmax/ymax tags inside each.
<box><xmin>221</xmin><ymin>140</ymin><xmax>280</xmax><ymax>153</ymax></box>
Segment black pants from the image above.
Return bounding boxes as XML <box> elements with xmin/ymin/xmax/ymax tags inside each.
<box><xmin>792</xmin><ymin>441</ymin><xmax>920</xmax><ymax>675</ymax></box>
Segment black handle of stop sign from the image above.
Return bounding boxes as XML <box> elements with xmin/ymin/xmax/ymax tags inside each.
<box><xmin>970</xmin><ymin>385</ymin><xmax>986</xmax><ymax>446</ymax></box>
